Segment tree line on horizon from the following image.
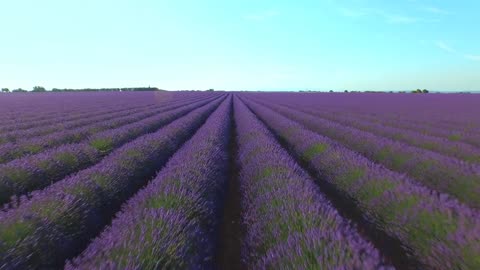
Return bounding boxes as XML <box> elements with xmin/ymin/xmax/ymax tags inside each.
<box><xmin>0</xmin><ymin>86</ymin><xmax>163</xmax><ymax>93</ymax></box>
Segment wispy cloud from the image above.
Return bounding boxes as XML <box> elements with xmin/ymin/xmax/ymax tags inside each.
<box><xmin>422</xmin><ymin>6</ymin><xmax>449</xmax><ymax>15</ymax></box>
<box><xmin>436</xmin><ymin>41</ymin><xmax>457</xmax><ymax>53</ymax></box>
<box><xmin>338</xmin><ymin>7</ymin><xmax>433</xmax><ymax>24</ymax></box>
<box><xmin>465</xmin><ymin>55</ymin><xmax>480</xmax><ymax>61</ymax></box>
<box><xmin>244</xmin><ymin>10</ymin><xmax>279</xmax><ymax>22</ymax></box>
<box><xmin>435</xmin><ymin>41</ymin><xmax>480</xmax><ymax>61</ymax></box>
<box><xmin>383</xmin><ymin>13</ymin><xmax>419</xmax><ymax>24</ymax></box>
<box><xmin>338</xmin><ymin>8</ymin><xmax>367</xmax><ymax>18</ymax></box>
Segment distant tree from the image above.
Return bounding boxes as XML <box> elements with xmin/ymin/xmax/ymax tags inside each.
<box><xmin>422</xmin><ymin>89</ymin><xmax>429</xmax><ymax>93</ymax></box>
<box><xmin>207</xmin><ymin>88</ymin><xmax>214</xmax><ymax>91</ymax></box>
<box><xmin>329</xmin><ymin>90</ymin><xmax>334</xmax><ymax>93</ymax></box>
<box><xmin>1</xmin><ymin>88</ymin><xmax>9</xmax><ymax>93</ymax></box>
<box><xmin>344</xmin><ymin>90</ymin><xmax>349</xmax><ymax>93</ymax></box>
<box><xmin>411</xmin><ymin>89</ymin><xmax>422</xmax><ymax>94</ymax></box>
<box><xmin>32</xmin><ymin>86</ymin><xmax>47</xmax><ymax>92</ymax></box>
<box><xmin>12</xmin><ymin>88</ymin><xmax>27</xmax><ymax>92</ymax></box>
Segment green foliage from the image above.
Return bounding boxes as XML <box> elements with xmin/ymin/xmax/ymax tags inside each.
<box><xmin>408</xmin><ymin>211</ymin><xmax>457</xmax><ymax>253</ymax></box>
<box><xmin>357</xmin><ymin>179</ymin><xmax>396</xmax><ymax>203</ymax></box>
<box><xmin>55</xmin><ymin>152</ymin><xmax>79</xmax><ymax>168</ymax></box>
<box><xmin>3</xmin><ymin>168</ymin><xmax>31</xmax><ymax>187</ymax></box>
<box><xmin>0</xmin><ymin>221</ymin><xmax>34</xmax><ymax>251</ymax></box>
<box><xmin>411</xmin><ymin>89</ymin><xmax>429</xmax><ymax>94</ymax></box>
<box><xmin>337</xmin><ymin>168</ymin><xmax>365</xmax><ymax>187</ymax></box>
<box><xmin>380</xmin><ymin>195</ymin><xmax>420</xmax><ymax>223</ymax></box>
<box><xmin>32</xmin><ymin>86</ymin><xmax>47</xmax><ymax>92</ymax></box>
<box><xmin>24</xmin><ymin>144</ymin><xmax>43</xmax><ymax>155</ymax></box>
<box><xmin>146</xmin><ymin>193</ymin><xmax>186</xmax><ymax>210</ymax></box>
<box><xmin>12</xmin><ymin>88</ymin><xmax>27</xmax><ymax>92</ymax></box>
<box><xmin>90</xmin><ymin>138</ymin><xmax>113</xmax><ymax>153</ymax></box>
<box><xmin>303</xmin><ymin>143</ymin><xmax>329</xmax><ymax>160</ymax></box>
<box><xmin>448</xmin><ymin>134</ymin><xmax>462</xmax><ymax>141</ymax></box>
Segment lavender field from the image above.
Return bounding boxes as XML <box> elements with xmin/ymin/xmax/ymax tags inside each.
<box><xmin>0</xmin><ymin>91</ymin><xmax>479</xmax><ymax>270</ymax></box>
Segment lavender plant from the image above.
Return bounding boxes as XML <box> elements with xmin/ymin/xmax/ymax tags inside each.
<box><xmin>242</xmin><ymin>97</ymin><xmax>480</xmax><ymax>270</ymax></box>
<box><xmin>249</xmin><ymin>98</ymin><xmax>480</xmax><ymax>209</ymax></box>
<box><xmin>0</xmin><ymin>95</ymin><xmax>220</xmax><ymax>163</ymax></box>
<box><xmin>0</xmin><ymin>97</ymin><xmax>224</xmax><ymax>269</ymax></box>
<box><xmin>67</xmin><ymin>96</ymin><xmax>231</xmax><ymax>269</ymax></box>
<box><xmin>234</xmin><ymin>97</ymin><xmax>389</xmax><ymax>269</ymax></box>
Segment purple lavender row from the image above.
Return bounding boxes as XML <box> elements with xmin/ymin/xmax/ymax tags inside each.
<box><xmin>252</xmin><ymin>92</ymin><xmax>480</xmax><ymax>137</ymax></box>
<box><xmin>0</xmin><ymin>99</ymin><xmax>110</xmax><ymax>127</ymax></box>
<box><xmin>0</xmin><ymin>93</ymin><xmax>214</xmax><ymax>141</ymax></box>
<box><xmin>0</xmin><ymin>104</ymin><xmax>156</xmax><ymax>144</ymax></box>
<box><xmin>87</xmin><ymin>96</ymin><xmax>222</xmax><ymax>152</ymax></box>
<box><xmin>0</xmin><ymin>92</ymin><xmax>217</xmax><ymax>134</ymax></box>
<box><xmin>0</xmin><ymin>91</ymin><xmax>122</xmax><ymax>118</ymax></box>
<box><xmin>0</xmin><ymin>97</ymin><xmax>224</xmax><ymax>269</ymax></box>
<box><xmin>251</xmin><ymin>92</ymin><xmax>480</xmax><ymax>131</ymax></box>
<box><xmin>0</xmin><ymin>96</ymin><xmax>209</xmax><ymax>163</ymax></box>
<box><xmin>0</xmin><ymin>96</ymin><xmax>224</xmax><ymax>205</ymax></box>
<box><xmin>67</xmin><ymin>96</ymin><xmax>232</xmax><ymax>270</ymax></box>
<box><xmin>0</xmin><ymin>94</ymin><xmax>216</xmax><ymax>144</ymax></box>
<box><xmin>328</xmin><ymin>109</ymin><xmax>480</xmax><ymax>149</ymax></box>
<box><xmin>0</xmin><ymin>94</ymin><xmax>157</xmax><ymax>132</ymax></box>
<box><xmin>275</xmin><ymin>99</ymin><xmax>480</xmax><ymax>152</ymax></box>
<box><xmin>290</xmin><ymin>105</ymin><xmax>480</xmax><ymax>163</ymax></box>
<box><xmin>234</xmin><ymin>97</ymin><xmax>388</xmax><ymax>269</ymax></box>
<box><xmin>0</xmin><ymin>95</ymin><xmax>220</xmax><ymax>163</ymax></box>
<box><xmin>0</xmin><ymin>102</ymin><xmax>153</xmax><ymax>136</ymax></box>
<box><xmin>242</xmin><ymin>97</ymin><xmax>480</xmax><ymax>270</ymax></box>
<box><xmin>0</xmin><ymin>91</ymin><xmax>206</xmax><ymax>130</ymax></box>
<box><xmin>248</xmin><ymin>98</ymin><xmax>480</xmax><ymax>209</ymax></box>
<box><xmin>0</xmin><ymin>144</ymin><xmax>100</xmax><ymax>206</ymax></box>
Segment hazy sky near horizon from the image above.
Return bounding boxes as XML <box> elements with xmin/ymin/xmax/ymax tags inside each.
<box><xmin>1</xmin><ymin>0</ymin><xmax>479</xmax><ymax>91</ymax></box>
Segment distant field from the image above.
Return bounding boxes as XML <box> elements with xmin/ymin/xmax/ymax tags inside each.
<box><xmin>0</xmin><ymin>91</ymin><xmax>479</xmax><ymax>269</ymax></box>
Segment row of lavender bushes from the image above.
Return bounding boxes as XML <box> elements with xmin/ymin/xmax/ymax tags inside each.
<box><xmin>304</xmin><ymin>106</ymin><xmax>480</xmax><ymax>148</ymax></box>
<box><xmin>0</xmin><ymin>91</ymin><xmax>201</xmax><ymax>127</ymax></box>
<box><xmin>0</xmin><ymin>103</ymin><xmax>158</xmax><ymax>141</ymax></box>
<box><xmin>0</xmin><ymin>93</ymin><xmax>218</xmax><ymax>142</ymax></box>
<box><xmin>234</xmin><ymin>97</ymin><xmax>389</xmax><ymax>269</ymax></box>
<box><xmin>66</xmin><ymin>96</ymin><xmax>232</xmax><ymax>269</ymax></box>
<box><xmin>242</xmin><ymin>97</ymin><xmax>480</xmax><ymax>270</ymax></box>
<box><xmin>0</xmin><ymin>91</ymin><xmax>186</xmax><ymax>131</ymax></box>
<box><xmin>0</xmin><ymin>103</ymin><xmax>158</xmax><ymax>144</ymax></box>
<box><xmin>0</xmin><ymin>95</ymin><xmax>224</xmax><ymax>205</ymax></box>
<box><xmin>0</xmin><ymin>95</ymin><xmax>220</xmax><ymax>163</ymax></box>
<box><xmin>0</xmin><ymin>97</ymin><xmax>223</xmax><ymax>269</ymax></box>
<box><xmin>251</xmin><ymin>98</ymin><xmax>480</xmax><ymax>209</ymax></box>
<box><xmin>288</xmin><ymin>105</ymin><xmax>480</xmax><ymax>163</ymax></box>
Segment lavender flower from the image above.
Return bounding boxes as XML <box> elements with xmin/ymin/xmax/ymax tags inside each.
<box><xmin>0</xmin><ymin>96</ymin><xmax>225</xmax><ymax>269</ymax></box>
<box><xmin>67</xmin><ymin>96</ymin><xmax>231</xmax><ymax>269</ymax></box>
<box><xmin>234</xmin><ymin>97</ymin><xmax>388</xmax><ymax>269</ymax></box>
<box><xmin>242</xmin><ymin>97</ymin><xmax>480</xmax><ymax>270</ymax></box>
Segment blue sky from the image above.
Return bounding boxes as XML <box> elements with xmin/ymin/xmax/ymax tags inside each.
<box><xmin>1</xmin><ymin>0</ymin><xmax>479</xmax><ymax>91</ymax></box>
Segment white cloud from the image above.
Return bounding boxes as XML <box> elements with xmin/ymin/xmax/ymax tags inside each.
<box><xmin>436</xmin><ymin>41</ymin><xmax>457</xmax><ymax>53</ymax></box>
<box><xmin>422</xmin><ymin>7</ymin><xmax>449</xmax><ymax>15</ymax></box>
<box><xmin>338</xmin><ymin>7</ymin><xmax>432</xmax><ymax>24</ymax></box>
<box><xmin>338</xmin><ymin>8</ymin><xmax>367</xmax><ymax>18</ymax></box>
<box><xmin>435</xmin><ymin>41</ymin><xmax>480</xmax><ymax>62</ymax></box>
<box><xmin>465</xmin><ymin>54</ymin><xmax>480</xmax><ymax>61</ymax></box>
<box><xmin>384</xmin><ymin>14</ymin><xmax>419</xmax><ymax>24</ymax></box>
<box><xmin>244</xmin><ymin>10</ymin><xmax>279</xmax><ymax>21</ymax></box>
